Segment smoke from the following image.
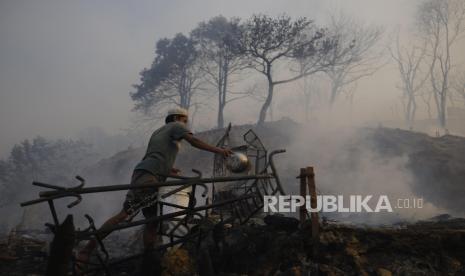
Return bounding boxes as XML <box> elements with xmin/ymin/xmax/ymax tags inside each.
<box><xmin>278</xmin><ymin>118</ymin><xmax>449</xmax><ymax>225</ymax></box>
<box><xmin>3</xmin><ymin>119</ymin><xmax>460</xmax><ymax>236</ymax></box>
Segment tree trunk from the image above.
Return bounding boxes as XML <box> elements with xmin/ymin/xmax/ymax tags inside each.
<box><xmin>269</xmin><ymin>101</ymin><xmax>274</xmax><ymax>121</ymax></box>
<box><xmin>411</xmin><ymin>99</ymin><xmax>417</xmax><ymax>130</ymax></box>
<box><xmin>217</xmin><ymin>59</ymin><xmax>229</xmax><ymax>129</ymax></box>
<box><xmin>179</xmin><ymin>69</ymin><xmax>190</xmax><ymax>110</ymax></box>
<box><xmin>329</xmin><ymin>83</ymin><xmax>338</xmax><ymax>106</ymax></box>
<box><xmin>217</xmin><ymin>103</ymin><xmax>225</xmax><ymax>129</ymax></box>
<box><xmin>303</xmin><ymin>77</ymin><xmax>312</xmax><ymax>122</ymax></box>
<box><xmin>217</xmin><ymin>77</ymin><xmax>224</xmax><ymax>128</ymax></box>
<box><xmin>423</xmin><ymin>93</ymin><xmax>433</xmax><ymax>120</ymax></box>
<box><xmin>405</xmin><ymin>94</ymin><xmax>416</xmax><ymax>130</ymax></box>
<box><xmin>304</xmin><ymin>94</ymin><xmax>310</xmax><ymax>122</ymax></box>
<box><xmin>258</xmin><ymin>81</ymin><xmax>274</xmax><ymax>125</ymax></box>
<box><xmin>439</xmin><ymin>93</ymin><xmax>447</xmax><ymax>129</ymax></box>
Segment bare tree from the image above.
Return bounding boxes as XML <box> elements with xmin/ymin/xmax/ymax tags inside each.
<box><xmin>295</xmin><ymin>59</ymin><xmax>324</xmax><ymax>122</ymax></box>
<box><xmin>417</xmin><ymin>0</ymin><xmax>465</xmax><ymax>130</ymax></box>
<box><xmin>324</xmin><ymin>13</ymin><xmax>384</xmax><ymax>106</ymax></box>
<box><xmin>131</xmin><ymin>33</ymin><xmax>204</xmax><ymax>119</ymax></box>
<box><xmin>451</xmin><ymin>70</ymin><xmax>465</xmax><ymax>106</ymax></box>
<box><xmin>301</xmin><ymin>75</ymin><xmax>319</xmax><ymax>122</ymax></box>
<box><xmin>389</xmin><ymin>32</ymin><xmax>428</xmax><ymax>130</ymax></box>
<box><xmin>239</xmin><ymin>14</ymin><xmax>337</xmax><ymax>125</ymax></box>
<box><xmin>420</xmin><ymin>89</ymin><xmax>435</xmax><ymax>120</ymax></box>
<box><xmin>192</xmin><ymin>16</ymin><xmax>249</xmax><ymax>128</ymax></box>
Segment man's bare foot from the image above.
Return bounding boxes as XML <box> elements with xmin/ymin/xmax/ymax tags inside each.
<box><xmin>74</xmin><ymin>250</ymin><xmax>91</xmax><ymax>275</ymax></box>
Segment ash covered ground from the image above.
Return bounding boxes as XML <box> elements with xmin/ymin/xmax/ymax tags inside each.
<box><xmin>2</xmin><ymin>214</ymin><xmax>465</xmax><ymax>275</ymax></box>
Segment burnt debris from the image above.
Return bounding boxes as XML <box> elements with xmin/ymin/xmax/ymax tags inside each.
<box><xmin>17</xmin><ymin>128</ymin><xmax>288</xmax><ymax>275</ymax></box>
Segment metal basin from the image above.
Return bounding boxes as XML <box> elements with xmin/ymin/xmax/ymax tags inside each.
<box><xmin>226</xmin><ymin>152</ymin><xmax>250</xmax><ymax>173</ymax></box>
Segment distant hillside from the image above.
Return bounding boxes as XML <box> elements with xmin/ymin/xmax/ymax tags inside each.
<box><xmin>365</xmin><ymin>128</ymin><xmax>465</xmax><ymax>213</ymax></box>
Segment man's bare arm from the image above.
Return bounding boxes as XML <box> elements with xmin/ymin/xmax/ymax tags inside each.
<box><xmin>183</xmin><ymin>133</ymin><xmax>232</xmax><ymax>157</ymax></box>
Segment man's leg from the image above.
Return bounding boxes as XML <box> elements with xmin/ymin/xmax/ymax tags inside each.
<box><xmin>138</xmin><ymin>172</ymin><xmax>161</xmax><ymax>250</ymax></box>
<box><xmin>143</xmin><ymin>221</ymin><xmax>159</xmax><ymax>250</ymax></box>
<box><xmin>76</xmin><ymin>169</ymin><xmax>145</xmax><ymax>272</ymax></box>
<box><xmin>77</xmin><ymin>208</ymin><xmax>129</xmax><ymax>262</ymax></box>
<box><xmin>142</xmin><ymin>203</ymin><xmax>160</xmax><ymax>250</ymax></box>
<box><xmin>139</xmin><ymin>205</ymin><xmax>162</xmax><ymax>276</ymax></box>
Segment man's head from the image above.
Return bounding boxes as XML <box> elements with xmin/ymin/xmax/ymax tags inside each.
<box><xmin>165</xmin><ymin>108</ymin><xmax>189</xmax><ymax>124</ymax></box>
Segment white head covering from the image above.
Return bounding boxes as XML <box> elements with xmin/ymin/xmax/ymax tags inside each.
<box><xmin>167</xmin><ymin>107</ymin><xmax>188</xmax><ymax>117</ymax></box>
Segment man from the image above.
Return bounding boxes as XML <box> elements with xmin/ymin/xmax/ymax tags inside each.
<box><xmin>76</xmin><ymin>107</ymin><xmax>232</xmax><ymax>265</ymax></box>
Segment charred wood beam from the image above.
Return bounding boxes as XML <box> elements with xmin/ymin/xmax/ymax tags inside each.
<box><xmin>268</xmin><ymin>149</ymin><xmax>286</xmax><ymax>195</ymax></box>
<box><xmin>76</xmin><ymin>194</ymin><xmax>256</xmax><ymax>240</ymax></box>
<box><xmin>45</xmin><ymin>215</ymin><xmax>75</xmax><ymax>276</ymax></box>
<box><xmin>21</xmin><ymin>174</ymin><xmax>274</xmax><ymax>207</ymax></box>
<box><xmin>297</xmin><ymin>166</ymin><xmax>319</xmax><ymax>257</ymax></box>
<box><xmin>305</xmin><ymin>166</ymin><xmax>319</xmax><ymax>242</ymax></box>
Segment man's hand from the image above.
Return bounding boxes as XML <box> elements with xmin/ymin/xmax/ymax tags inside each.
<box><xmin>170</xmin><ymin>168</ymin><xmax>181</xmax><ymax>176</ymax></box>
<box><xmin>217</xmin><ymin>148</ymin><xmax>233</xmax><ymax>158</ymax></box>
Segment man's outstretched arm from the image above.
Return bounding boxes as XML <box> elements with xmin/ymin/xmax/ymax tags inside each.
<box><xmin>183</xmin><ymin>133</ymin><xmax>232</xmax><ymax>157</ymax></box>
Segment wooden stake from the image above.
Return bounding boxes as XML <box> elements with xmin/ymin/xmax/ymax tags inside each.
<box><xmin>299</xmin><ymin>168</ymin><xmax>308</xmax><ymax>223</ymax></box>
<box><xmin>46</xmin><ymin>215</ymin><xmax>75</xmax><ymax>276</ymax></box>
<box><xmin>306</xmin><ymin>167</ymin><xmax>319</xmax><ymax>240</ymax></box>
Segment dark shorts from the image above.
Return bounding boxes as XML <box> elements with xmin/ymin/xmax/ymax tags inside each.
<box><xmin>123</xmin><ymin>170</ymin><xmax>160</xmax><ymax>218</ymax></box>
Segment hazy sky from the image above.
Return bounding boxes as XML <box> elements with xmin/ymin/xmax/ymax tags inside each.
<box><xmin>0</xmin><ymin>0</ymin><xmax>421</xmax><ymax>158</ymax></box>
